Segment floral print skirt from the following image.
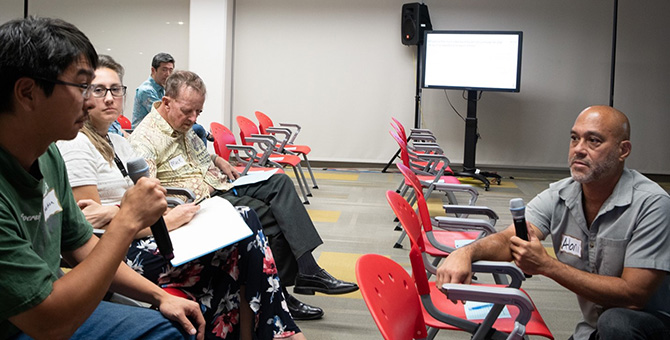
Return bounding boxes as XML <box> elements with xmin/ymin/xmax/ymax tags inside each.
<box><xmin>125</xmin><ymin>206</ymin><xmax>299</xmax><ymax>339</ymax></box>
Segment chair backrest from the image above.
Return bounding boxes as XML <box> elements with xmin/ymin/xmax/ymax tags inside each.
<box><xmin>210</xmin><ymin>122</ymin><xmax>236</xmax><ymax>160</ymax></box>
<box><xmin>117</xmin><ymin>115</ymin><xmax>132</xmax><ymax>129</ymax></box>
<box><xmin>356</xmin><ymin>253</ymin><xmax>428</xmax><ymax>340</ymax></box>
<box><xmin>396</xmin><ymin>163</ymin><xmax>434</xmax><ymax>232</ymax></box>
<box><xmin>390</xmin><ymin>117</ymin><xmax>408</xmax><ymax>141</ymax></box>
<box><xmin>236</xmin><ymin>116</ymin><xmax>260</xmax><ymax>146</ymax></box>
<box><xmin>255</xmin><ymin>111</ymin><xmax>274</xmax><ymax>135</ymax></box>
<box><xmin>389</xmin><ymin>130</ymin><xmax>411</xmax><ymax>169</ymax></box>
<box><xmin>385</xmin><ymin>190</ymin><xmax>428</xmax><ymax>253</ymax></box>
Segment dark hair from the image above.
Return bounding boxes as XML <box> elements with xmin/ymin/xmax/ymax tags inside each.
<box><xmin>97</xmin><ymin>54</ymin><xmax>125</xmax><ymax>82</ymax></box>
<box><xmin>0</xmin><ymin>16</ymin><xmax>98</xmax><ymax>113</ymax></box>
<box><xmin>165</xmin><ymin>70</ymin><xmax>206</xmax><ymax>100</ymax></box>
<box><xmin>151</xmin><ymin>52</ymin><xmax>175</xmax><ymax>69</ymax></box>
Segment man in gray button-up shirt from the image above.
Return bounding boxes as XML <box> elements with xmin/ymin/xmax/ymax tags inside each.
<box><xmin>436</xmin><ymin>106</ymin><xmax>670</xmax><ymax>340</ymax></box>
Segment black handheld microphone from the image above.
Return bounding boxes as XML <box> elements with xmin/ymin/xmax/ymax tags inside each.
<box><xmin>509</xmin><ymin>198</ymin><xmax>529</xmax><ymax>241</ymax></box>
<box><xmin>510</xmin><ymin>198</ymin><xmax>531</xmax><ymax>278</ymax></box>
<box><xmin>126</xmin><ymin>158</ymin><xmax>174</xmax><ymax>260</ymax></box>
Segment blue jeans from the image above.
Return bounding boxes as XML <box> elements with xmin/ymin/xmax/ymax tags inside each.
<box><xmin>192</xmin><ymin>123</ymin><xmax>208</xmax><ymax>147</ymax></box>
<box><xmin>12</xmin><ymin>301</ymin><xmax>194</xmax><ymax>340</ymax></box>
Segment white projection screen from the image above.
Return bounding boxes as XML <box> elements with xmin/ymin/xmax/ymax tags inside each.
<box><xmin>422</xmin><ymin>31</ymin><xmax>523</xmax><ymax>92</ymax></box>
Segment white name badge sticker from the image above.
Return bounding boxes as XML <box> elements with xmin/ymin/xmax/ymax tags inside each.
<box><xmin>169</xmin><ymin>155</ymin><xmax>187</xmax><ymax>171</ymax></box>
<box><xmin>43</xmin><ymin>189</ymin><xmax>62</xmax><ymax>221</ymax></box>
<box><xmin>560</xmin><ymin>234</ymin><xmax>582</xmax><ymax>258</ymax></box>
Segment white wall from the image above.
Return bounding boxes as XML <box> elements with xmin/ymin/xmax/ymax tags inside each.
<box><xmin>17</xmin><ymin>0</ymin><xmax>190</xmax><ymax>125</ymax></box>
<box><xmin>4</xmin><ymin>0</ymin><xmax>669</xmax><ymax>174</ymax></box>
<box><xmin>231</xmin><ymin>0</ymin><xmax>670</xmax><ymax>174</ymax></box>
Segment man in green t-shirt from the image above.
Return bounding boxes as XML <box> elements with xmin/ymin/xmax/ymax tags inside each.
<box><xmin>0</xmin><ymin>17</ymin><xmax>205</xmax><ymax>339</ymax></box>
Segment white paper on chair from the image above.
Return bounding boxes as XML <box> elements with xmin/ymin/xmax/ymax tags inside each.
<box><xmin>463</xmin><ymin>301</ymin><xmax>512</xmax><ymax>320</ymax></box>
<box><xmin>454</xmin><ymin>239</ymin><xmax>475</xmax><ymax>248</ymax></box>
<box><xmin>169</xmin><ymin>196</ymin><xmax>252</xmax><ymax>267</ymax></box>
<box><xmin>232</xmin><ymin>169</ymin><xmax>279</xmax><ymax>187</ymax></box>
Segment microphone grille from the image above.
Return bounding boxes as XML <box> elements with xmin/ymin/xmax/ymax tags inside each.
<box><xmin>126</xmin><ymin>157</ymin><xmax>149</xmax><ymax>183</ymax></box>
<box><xmin>509</xmin><ymin>198</ymin><xmax>525</xmax><ymax>210</ymax></box>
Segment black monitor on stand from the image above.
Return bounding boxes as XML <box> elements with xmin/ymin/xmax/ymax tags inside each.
<box><xmin>422</xmin><ymin>30</ymin><xmax>523</xmax><ymax>190</ymax></box>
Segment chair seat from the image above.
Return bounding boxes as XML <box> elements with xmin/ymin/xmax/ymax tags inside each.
<box><xmin>421</xmin><ymin>230</ymin><xmax>481</xmax><ymax>257</ymax></box>
<box><xmin>266</xmin><ymin>154</ymin><xmax>302</xmax><ymax>166</ymax></box>
<box><xmin>423</xmin><ymin>284</ymin><xmax>554</xmax><ymax>339</ymax></box>
<box><xmin>417</xmin><ymin>174</ymin><xmax>461</xmax><ymax>185</ymax></box>
<box><xmin>411</xmin><ymin>160</ymin><xmax>453</xmax><ymax>174</ymax></box>
<box><xmin>279</xmin><ymin>144</ymin><xmax>311</xmax><ymax>155</ymax></box>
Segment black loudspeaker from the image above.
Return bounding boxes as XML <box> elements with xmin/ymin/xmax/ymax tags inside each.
<box><xmin>401</xmin><ymin>3</ymin><xmax>432</xmax><ymax>46</ymax></box>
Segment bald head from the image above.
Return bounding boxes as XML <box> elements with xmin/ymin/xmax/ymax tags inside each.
<box><xmin>576</xmin><ymin>105</ymin><xmax>630</xmax><ymax>142</ymax></box>
<box><xmin>569</xmin><ymin>105</ymin><xmax>632</xmax><ymax>184</ymax></box>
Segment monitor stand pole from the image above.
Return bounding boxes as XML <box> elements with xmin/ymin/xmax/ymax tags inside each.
<box><xmin>453</xmin><ymin>90</ymin><xmax>501</xmax><ymax>191</ymax></box>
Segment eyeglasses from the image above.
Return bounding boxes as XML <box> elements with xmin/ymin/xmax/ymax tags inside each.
<box><xmin>32</xmin><ymin>77</ymin><xmax>93</xmax><ymax>99</ymax></box>
<box><xmin>90</xmin><ymin>85</ymin><xmax>127</xmax><ymax>98</ymax></box>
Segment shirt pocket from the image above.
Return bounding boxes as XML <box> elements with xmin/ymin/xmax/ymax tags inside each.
<box><xmin>595</xmin><ymin>237</ymin><xmax>628</xmax><ymax>277</ymax></box>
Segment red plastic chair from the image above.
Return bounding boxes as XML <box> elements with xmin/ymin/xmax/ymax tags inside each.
<box><xmin>386</xmin><ymin>190</ymin><xmax>554</xmax><ymax>340</ymax></box>
<box><xmin>394</xmin><ymin>164</ymin><xmax>499</xmax><ymax>274</ymax></box>
<box><xmin>356</xmin><ymin>254</ymin><xmax>430</xmax><ymax>340</ymax></box>
<box><xmin>236</xmin><ymin>116</ymin><xmax>311</xmax><ymax>204</ymax></box>
<box><xmin>210</xmin><ymin>122</ymin><xmax>285</xmax><ymax>176</ymax></box>
<box><xmin>255</xmin><ymin>111</ymin><xmax>318</xmax><ymax>189</ymax></box>
<box><xmin>117</xmin><ymin>115</ymin><xmax>132</xmax><ymax>130</ymax></box>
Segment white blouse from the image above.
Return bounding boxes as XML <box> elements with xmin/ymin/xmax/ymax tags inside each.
<box><xmin>57</xmin><ymin>132</ymin><xmax>136</xmax><ymax>205</ymax></box>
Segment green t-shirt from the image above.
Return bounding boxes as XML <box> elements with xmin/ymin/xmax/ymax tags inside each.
<box><xmin>0</xmin><ymin>143</ymin><xmax>93</xmax><ymax>339</ymax></box>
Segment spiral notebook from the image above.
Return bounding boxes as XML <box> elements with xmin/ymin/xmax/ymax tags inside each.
<box><xmin>169</xmin><ymin>196</ymin><xmax>252</xmax><ymax>267</ymax></box>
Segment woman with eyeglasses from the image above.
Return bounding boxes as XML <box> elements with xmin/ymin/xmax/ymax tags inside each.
<box><xmin>57</xmin><ymin>55</ymin><xmax>305</xmax><ymax>340</ymax></box>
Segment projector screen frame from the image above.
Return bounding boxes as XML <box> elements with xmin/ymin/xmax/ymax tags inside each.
<box><xmin>421</xmin><ymin>30</ymin><xmax>523</xmax><ymax>93</ymax></box>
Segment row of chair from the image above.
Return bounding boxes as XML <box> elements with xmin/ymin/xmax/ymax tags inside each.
<box><xmin>354</xmin><ymin>118</ymin><xmax>554</xmax><ymax>339</ymax></box>
<box><xmin>122</xmin><ymin>111</ymin><xmax>317</xmax><ymax>204</ymax></box>
<box><xmin>208</xmin><ymin>111</ymin><xmax>317</xmax><ymax>204</ymax></box>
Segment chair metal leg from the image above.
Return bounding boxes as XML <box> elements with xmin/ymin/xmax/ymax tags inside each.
<box><xmin>426</xmin><ymin>326</ymin><xmax>440</xmax><ymax>340</ymax></box>
<box><xmin>301</xmin><ymin>153</ymin><xmax>319</xmax><ymax>189</ymax></box>
<box><xmin>291</xmin><ymin>166</ymin><xmax>310</xmax><ymax>204</ymax></box>
<box><xmin>296</xmin><ymin>163</ymin><xmax>312</xmax><ymax>197</ymax></box>
<box><xmin>394</xmin><ymin>229</ymin><xmax>406</xmax><ymax>248</ymax></box>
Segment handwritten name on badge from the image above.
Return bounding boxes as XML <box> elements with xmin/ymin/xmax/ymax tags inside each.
<box><xmin>560</xmin><ymin>234</ymin><xmax>582</xmax><ymax>258</ymax></box>
<box><xmin>169</xmin><ymin>155</ymin><xmax>187</xmax><ymax>171</ymax></box>
<box><xmin>43</xmin><ymin>189</ymin><xmax>63</xmax><ymax>221</ymax></box>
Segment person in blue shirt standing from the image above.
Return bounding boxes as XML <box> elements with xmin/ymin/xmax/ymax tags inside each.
<box><xmin>132</xmin><ymin>53</ymin><xmax>174</xmax><ymax>128</ymax></box>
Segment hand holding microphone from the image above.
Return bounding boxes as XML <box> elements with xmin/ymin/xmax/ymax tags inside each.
<box><xmin>509</xmin><ymin>198</ymin><xmax>532</xmax><ymax>278</ymax></box>
<box><xmin>126</xmin><ymin>158</ymin><xmax>174</xmax><ymax>260</ymax></box>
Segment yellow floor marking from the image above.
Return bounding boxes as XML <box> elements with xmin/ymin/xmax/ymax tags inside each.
<box><xmin>307</xmin><ymin>209</ymin><xmax>341</xmax><ymax>223</ymax></box>
<box><xmin>315</xmin><ymin>252</ymin><xmax>364</xmax><ymax>299</ymax></box>
<box><xmin>426</xmin><ymin>197</ymin><xmax>445</xmax><ymax>216</ymax></box>
<box><xmin>285</xmin><ymin>172</ymin><xmax>359</xmax><ymax>181</ymax></box>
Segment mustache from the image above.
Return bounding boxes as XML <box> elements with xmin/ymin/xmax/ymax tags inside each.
<box><xmin>569</xmin><ymin>155</ymin><xmax>589</xmax><ymax>166</ymax></box>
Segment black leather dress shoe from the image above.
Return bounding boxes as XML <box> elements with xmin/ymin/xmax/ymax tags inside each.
<box><xmin>293</xmin><ymin>269</ymin><xmax>359</xmax><ymax>295</ymax></box>
<box><xmin>285</xmin><ymin>293</ymin><xmax>324</xmax><ymax>320</ymax></box>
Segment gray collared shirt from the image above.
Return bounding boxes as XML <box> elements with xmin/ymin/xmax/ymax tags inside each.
<box><xmin>527</xmin><ymin>168</ymin><xmax>670</xmax><ymax>340</ymax></box>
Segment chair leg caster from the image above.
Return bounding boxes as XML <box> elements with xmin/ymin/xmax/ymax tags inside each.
<box><xmin>394</xmin><ymin>226</ymin><xmax>402</xmax><ymax>231</ymax></box>
<box><xmin>393</xmin><ymin>243</ymin><xmax>403</xmax><ymax>249</ymax></box>
<box><xmin>307</xmin><ymin>193</ymin><xmax>313</xmax><ymax>197</ymax></box>
<box><xmin>313</xmin><ymin>186</ymin><xmax>319</xmax><ymax>189</ymax></box>
<box><xmin>303</xmin><ymin>201</ymin><xmax>310</xmax><ymax>205</ymax></box>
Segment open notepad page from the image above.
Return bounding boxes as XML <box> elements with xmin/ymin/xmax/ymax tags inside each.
<box><xmin>169</xmin><ymin>196</ymin><xmax>252</xmax><ymax>267</ymax></box>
